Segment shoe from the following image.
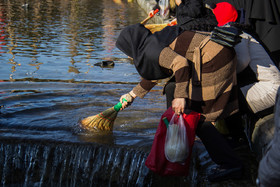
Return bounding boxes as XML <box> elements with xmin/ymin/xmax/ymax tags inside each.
<box><xmin>208</xmin><ymin>165</ymin><xmax>243</xmax><ymax>182</ymax></box>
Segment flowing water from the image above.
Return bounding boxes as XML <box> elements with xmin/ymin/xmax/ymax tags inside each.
<box><xmin>0</xmin><ymin>0</ymin><xmax>258</xmax><ymax>186</ymax></box>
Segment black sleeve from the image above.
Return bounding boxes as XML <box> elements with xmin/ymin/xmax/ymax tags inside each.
<box><xmin>176</xmin><ymin>0</ymin><xmax>204</xmax><ymax>26</ymax></box>
<box><xmin>176</xmin><ymin>0</ymin><xmax>203</xmax><ymax>18</ymax></box>
<box><xmin>152</xmin><ymin>3</ymin><xmax>160</xmax><ymax>11</ymax></box>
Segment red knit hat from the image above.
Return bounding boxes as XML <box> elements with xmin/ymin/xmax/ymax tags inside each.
<box><xmin>212</xmin><ymin>2</ymin><xmax>238</xmax><ymax>26</ymax></box>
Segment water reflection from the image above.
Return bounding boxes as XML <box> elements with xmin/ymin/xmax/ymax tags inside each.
<box><xmin>0</xmin><ymin>0</ymin><xmax>144</xmax><ymax>82</ymax></box>
<box><xmin>0</xmin><ymin>0</ymin><xmax>158</xmax><ymax>148</ymax></box>
<box><xmin>102</xmin><ymin>0</ymin><xmax>124</xmax><ymax>61</ymax></box>
<box><xmin>0</xmin><ymin>6</ymin><xmax>6</xmax><ymax>53</ymax></box>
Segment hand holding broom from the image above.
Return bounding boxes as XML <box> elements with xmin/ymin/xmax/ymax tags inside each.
<box><xmin>119</xmin><ymin>91</ymin><xmax>136</xmax><ymax>110</ymax></box>
<box><xmin>80</xmin><ymin>91</ymin><xmax>136</xmax><ymax>132</ymax></box>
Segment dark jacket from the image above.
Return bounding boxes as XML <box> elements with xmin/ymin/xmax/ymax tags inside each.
<box><xmin>176</xmin><ymin>0</ymin><xmax>217</xmax><ymax>32</ymax></box>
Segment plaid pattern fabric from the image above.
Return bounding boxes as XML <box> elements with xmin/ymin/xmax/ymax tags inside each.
<box><xmin>133</xmin><ymin>31</ymin><xmax>238</xmax><ymax>121</ymax></box>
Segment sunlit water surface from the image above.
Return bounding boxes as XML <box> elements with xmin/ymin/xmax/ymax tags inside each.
<box><xmin>0</xmin><ymin>0</ymin><xmax>166</xmax><ymax>148</ymax></box>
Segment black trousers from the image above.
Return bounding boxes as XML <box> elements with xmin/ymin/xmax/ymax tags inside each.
<box><xmin>164</xmin><ymin>81</ymin><xmax>243</xmax><ymax>168</ymax></box>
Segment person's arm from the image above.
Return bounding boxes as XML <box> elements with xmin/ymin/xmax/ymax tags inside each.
<box><xmin>119</xmin><ymin>78</ymin><xmax>158</xmax><ymax>110</ymax></box>
<box><xmin>132</xmin><ymin>79</ymin><xmax>158</xmax><ymax>98</ymax></box>
<box><xmin>148</xmin><ymin>0</ymin><xmax>160</xmax><ymax>16</ymax></box>
<box><xmin>159</xmin><ymin>47</ymin><xmax>190</xmax><ymax>99</ymax></box>
<box><xmin>176</xmin><ymin>0</ymin><xmax>203</xmax><ymax>19</ymax></box>
<box><xmin>159</xmin><ymin>47</ymin><xmax>190</xmax><ymax>114</ymax></box>
<box><xmin>152</xmin><ymin>0</ymin><xmax>160</xmax><ymax>11</ymax></box>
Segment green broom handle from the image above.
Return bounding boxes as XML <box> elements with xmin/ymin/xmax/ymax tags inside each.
<box><xmin>162</xmin><ymin>117</ymin><xmax>169</xmax><ymax>128</ymax></box>
<box><xmin>114</xmin><ymin>98</ymin><xmax>127</xmax><ymax>112</ymax></box>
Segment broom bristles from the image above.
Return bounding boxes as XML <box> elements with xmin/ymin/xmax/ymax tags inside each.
<box><xmin>144</xmin><ymin>24</ymin><xmax>168</xmax><ymax>33</ymax></box>
<box><xmin>80</xmin><ymin>93</ymin><xmax>125</xmax><ymax>132</ymax></box>
<box><xmin>80</xmin><ymin>107</ymin><xmax>118</xmax><ymax>132</ymax></box>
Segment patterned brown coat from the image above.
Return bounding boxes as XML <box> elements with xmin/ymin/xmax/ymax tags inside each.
<box><xmin>132</xmin><ymin>30</ymin><xmax>238</xmax><ymax>122</ymax></box>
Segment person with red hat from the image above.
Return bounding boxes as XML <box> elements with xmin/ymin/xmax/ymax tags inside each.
<box><xmin>209</xmin><ymin>2</ymin><xmax>280</xmax><ymax>186</ymax></box>
<box><xmin>209</xmin><ymin>1</ymin><xmax>280</xmax><ymax>142</ymax></box>
<box><xmin>209</xmin><ymin>2</ymin><xmax>238</xmax><ymax>27</ymax></box>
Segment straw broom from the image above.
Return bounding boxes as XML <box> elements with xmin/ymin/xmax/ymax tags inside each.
<box><xmin>144</xmin><ymin>18</ymin><xmax>177</xmax><ymax>33</ymax></box>
<box><xmin>141</xmin><ymin>8</ymin><xmax>178</xmax><ymax>34</ymax></box>
<box><xmin>80</xmin><ymin>99</ymin><xmax>126</xmax><ymax>132</ymax></box>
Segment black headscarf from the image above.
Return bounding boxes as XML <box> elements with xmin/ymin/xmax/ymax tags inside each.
<box><xmin>116</xmin><ymin>23</ymin><xmax>183</xmax><ymax>80</ymax></box>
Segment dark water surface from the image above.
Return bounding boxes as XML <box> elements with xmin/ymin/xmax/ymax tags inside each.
<box><xmin>0</xmin><ymin>0</ymin><xmax>166</xmax><ymax>147</ymax></box>
<box><xmin>0</xmin><ymin>0</ymin><xmax>258</xmax><ymax>186</ymax></box>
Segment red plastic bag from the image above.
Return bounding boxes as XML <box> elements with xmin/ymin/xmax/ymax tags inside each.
<box><xmin>145</xmin><ymin>107</ymin><xmax>200</xmax><ymax>176</ymax></box>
